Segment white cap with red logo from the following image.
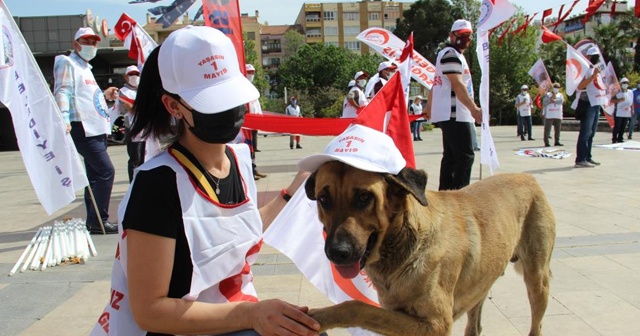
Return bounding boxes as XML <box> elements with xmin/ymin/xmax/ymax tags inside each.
<box><xmin>451</xmin><ymin>19</ymin><xmax>473</xmax><ymax>34</ymax></box>
<box><xmin>159</xmin><ymin>25</ymin><xmax>259</xmax><ymax>114</ymax></box>
<box><xmin>74</xmin><ymin>27</ymin><xmax>101</xmax><ymax>41</ymax></box>
<box><xmin>125</xmin><ymin>65</ymin><xmax>140</xmax><ymax>75</ymax></box>
<box><xmin>245</xmin><ymin>64</ymin><xmax>255</xmax><ymax>72</ymax></box>
<box><xmin>298</xmin><ymin>124</ymin><xmax>406</xmax><ymax>174</ymax></box>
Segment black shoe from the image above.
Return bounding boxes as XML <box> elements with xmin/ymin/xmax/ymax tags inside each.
<box><xmin>417</xmin><ymin>138</ymin><xmax>423</xmax><ymax>141</ymax></box>
<box><xmin>544</xmin><ymin>143</ymin><xmax>551</xmax><ymax>147</ymax></box>
<box><xmin>521</xmin><ymin>136</ymin><xmax>526</xmax><ymax>141</ymax></box>
<box><xmin>290</xmin><ymin>144</ymin><xmax>294</xmax><ymax>149</ymax></box>
<box><xmin>296</xmin><ymin>144</ymin><xmax>303</xmax><ymax>149</ymax></box>
<box><xmin>254</xmin><ymin>149</ymin><xmax>261</xmax><ymax>152</ymax></box>
<box><xmin>612</xmin><ymin>139</ymin><xmax>618</xmax><ymax>144</ymax></box>
<box><xmin>628</xmin><ymin>135</ymin><xmax>633</xmax><ymax>140</ymax></box>
<box><xmin>554</xmin><ymin>143</ymin><xmax>564</xmax><ymax>146</ymax></box>
<box><xmin>587</xmin><ymin>159</ymin><xmax>601</xmax><ymax>166</ymax></box>
<box><xmin>255</xmin><ymin>171</ymin><xmax>267</xmax><ymax>178</ymax></box>
<box><xmin>87</xmin><ymin>222</ymin><xmax>118</xmax><ymax>234</ymax></box>
<box><xmin>528</xmin><ymin>138</ymin><xmax>535</xmax><ymax>141</ymax></box>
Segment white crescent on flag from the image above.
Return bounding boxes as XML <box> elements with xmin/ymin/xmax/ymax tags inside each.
<box><xmin>565</xmin><ymin>45</ymin><xmax>590</xmax><ymax>96</ymax></box>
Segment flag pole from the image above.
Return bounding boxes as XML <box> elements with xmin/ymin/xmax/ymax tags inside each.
<box><xmin>86</xmin><ymin>186</ymin><xmax>106</xmax><ymax>235</ymax></box>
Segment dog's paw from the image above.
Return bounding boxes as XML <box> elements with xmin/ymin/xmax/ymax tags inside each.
<box><xmin>308</xmin><ymin>308</ymin><xmax>339</xmax><ymax>331</ymax></box>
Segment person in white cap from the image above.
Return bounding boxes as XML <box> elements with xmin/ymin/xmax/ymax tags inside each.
<box><xmin>285</xmin><ymin>95</ymin><xmax>303</xmax><ymax>149</ymax></box>
<box><xmin>342</xmin><ymin>71</ymin><xmax>369</xmax><ymax>118</ymax></box>
<box><xmin>365</xmin><ymin>61</ymin><xmax>398</xmax><ymax>99</ymax></box>
<box><xmin>573</xmin><ymin>45</ymin><xmax>606</xmax><ymax>168</ymax></box>
<box><xmin>90</xmin><ymin>26</ymin><xmax>320</xmax><ymax>336</ymax></box>
<box><xmin>515</xmin><ymin>84</ymin><xmax>534</xmax><ymax>141</ymax></box>
<box><xmin>114</xmin><ymin>65</ymin><xmax>145</xmax><ymax>182</ymax></box>
<box><xmin>424</xmin><ymin>19</ymin><xmax>482</xmax><ymax>191</ymax></box>
<box><xmin>542</xmin><ymin>82</ymin><xmax>565</xmax><ymax>147</ymax></box>
<box><xmin>243</xmin><ymin>63</ymin><xmax>268</xmax><ymax>180</ymax></box>
<box><xmin>611</xmin><ymin>77</ymin><xmax>634</xmax><ymax>143</ymax></box>
<box><xmin>53</xmin><ymin>27</ymin><xmax>119</xmax><ymax>234</ymax></box>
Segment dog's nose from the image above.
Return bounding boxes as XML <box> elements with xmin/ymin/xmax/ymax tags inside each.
<box><xmin>326</xmin><ymin>241</ymin><xmax>355</xmax><ymax>264</ymax></box>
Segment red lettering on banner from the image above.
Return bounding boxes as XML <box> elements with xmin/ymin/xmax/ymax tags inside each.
<box><xmin>110</xmin><ymin>289</ymin><xmax>124</xmax><ymax>310</ymax></box>
<box><xmin>85</xmin><ymin>79</ymin><xmax>97</xmax><ymax>85</ymax></box>
<box><xmin>98</xmin><ymin>311</ymin><xmax>110</xmax><ymax>333</ymax></box>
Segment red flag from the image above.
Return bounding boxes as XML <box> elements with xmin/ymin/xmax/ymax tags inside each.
<box><xmin>541</xmin><ymin>8</ymin><xmax>553</xmax><ymax>25</ymax></box>
<box><xmin>512</xmin><ymin>13</ymin><xmax>537</xmax><ymax>36</ymax></box>
<box><xmin>611</xmin><ymin>0</ymin><xmax>617</xmax><ymax>17</ymax></box>
<box><xmin>541</xmin><ymin>26</ymin><xmax>562</xmax><ymax>43</ymax></box>
<box><xmin>202</xmin><ymin>0</ymin><xmax>246</xmax><ymax>73</ymax></box>
<box><xmin>636</xmin><ymin>0</ymin><xmax>640</xmax><ymax>17</ymax></box>
<box><xmin>583</xmin><ymin>0</ymin><xmax>605</xmax><ymax>24</ymax></box>
<box><xmin>114</xmin><ymin>13</ymin><xmax>135</xmax><ymax>41</ymax></box>
<box><xmin>352</xmin><ymin>73</ymin><xmax>415</xmax><ymax>168</ymax></box>
<box><xmin>498</xmin><ymin>18</ymin><xmax>517</xmax><ymax>46</ymax></box>
<box><xmin>534</xmin><ymin>94</ymin><xmax>541</xmax><ymax>109</ymax></box>
<box><xmin>553</xmin><ymin>0</ymin><xmax>580</xmax><ymax>31</ymax></box>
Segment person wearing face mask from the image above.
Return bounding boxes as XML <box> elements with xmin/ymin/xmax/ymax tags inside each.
<box><xmin>364</xmin><ymin>61</ymin><xmax>397</xmax><ymax>99</ymax></box>
<box><xmin>573</xmin><ymin>46</ymin><xmax>607</xmax><ymax>168</ymax></box>
<box><xmin>53</xmin><ymin>27</ymin><xmax>119</xmax><ymax>234</ymax></box>
<box><xmin>342</xmin><ymin>71</ymin><xmax>369</xmax><ymax>118</ymax></box>
<box><xmin>424</xmin><ymin>19</ymin><xmax>482</xmax><ymax>191</ymax></box>
<box><xmin>90</xmin><ymin>26</ymin><xmax>321</xmax><ymax>336</ymax></box>
<box><xmin>628</xmin><ymin>81</ymin><xmax>640</xmax><ymax>140</ymax></box>
<box><xmin>114</xmin><ymin>65</ymin><xmax>146</xmax><ymax>182</ymax></box>
<box><xmin>285</xmin><ymin>96</ymin><xmax>303</xmax><ymax>149</ymax></box>
<box><xmin>611</xmin><ymin>77</ymin><xmax>633</xmax><ymax>144</ymax></box>
<box><xmin>515</xmin><ymin>85</ymin><xmax>534</xmax><ymax>141</ymax></box>
<box><xmin>542</xmin><ymin>83</ymin><xmax>565</xmax><ymax>147</ymax></box>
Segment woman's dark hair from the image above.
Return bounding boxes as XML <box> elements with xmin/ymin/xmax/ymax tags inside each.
<box><xmin>130</xmin><ymin>45</ymin><xmax>183</xmax><ymax>145</ymax></box>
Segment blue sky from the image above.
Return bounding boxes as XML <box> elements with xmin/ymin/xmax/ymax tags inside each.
<box><xmin>3</xmin><ymin>0</ymin><xmax>589</xmax><ymax>31</ymax></box>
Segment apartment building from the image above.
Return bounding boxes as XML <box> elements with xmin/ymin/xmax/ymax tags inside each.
<box><xmin>294</xmin><ymin>0</ymin><xmax>412</xmax><ymax>54</ymax></box>
<box><xmin>556</xmin><ymin>1</ymin><xmax>630</xmax><ymax>39</ymax></box>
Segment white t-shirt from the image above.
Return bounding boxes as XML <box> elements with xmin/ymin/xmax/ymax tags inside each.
<box><xmin>342</xmin><ymin>86</ymin><xmax>368</xmax><ymax>118</ymax></box>
<box><xmin>516</xmin><ymin>93</ymin><xmax>532</xmax><ymax>117</ymax></box>
<box><xmin>616</xmin><ymin>89</ymin><xmax>634</xmax><ymax>118</ymax></box>
<box><xmin>285</xmin><ymin>104</ymin><xmax>301</xmax><ymax>117</ymax></box>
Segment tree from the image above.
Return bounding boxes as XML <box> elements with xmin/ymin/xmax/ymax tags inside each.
<box><xmin>283</xmin><ymin>29</ymin><xmax>305</xmax><ymax>60</ymax></box>
<box><xmin>394</xmin><ymin>0</ymin><xmax>457</xmax><ymax>60</ymax></box>
<box><xmin>592</xmin><ymin>22</ymin><xmax>634</xmax><ymax>77</ymax></box>
<box><xmin>244</xmin><ymin>33</ymin><xmax>269</xmax><ymax>96</ymax></box>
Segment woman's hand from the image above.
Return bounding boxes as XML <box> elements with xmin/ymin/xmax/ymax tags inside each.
<box><xmin>251</xmin><ymin>299</ymin><xmax>321</xmax><ymax>336</ymax></box>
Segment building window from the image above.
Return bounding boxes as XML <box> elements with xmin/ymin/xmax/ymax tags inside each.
<box><xmin>247</xmin><ymin>32</ymin><xmax>256</xmax><ymax>40</ymax></box>
<box><xmin>306</xmin><ymin>29</ymin><xmax>322</xmax><ymax>38</ymax></box>
<box><xmin>345</xmin><ymin>41</ymin><xmax>360</xmax><ymax>51</ymax></box>
<box><xmin>369</xmin><ymin>13</ymin><xmax>379</xmax><ymax>21</ymax></box>
<box><xmin>324</xmin><ymin>26</ymin><xmax>338</xmax><ymax>36</ymax></box>
<box><xmin>384</xmin><ymin>11</ymin><xmax>399</xmax><ymax>21</ymax></box>
<box><xmin>306</xmin><ymin>13</ymin><xmax>321</xmax><ymax>22</ymax></box>
<box><xmin>343</xmin><ymin>12</ymin><xmax>360</xmax><ymax>21</ymax></box>
<box><xmin>343</xmin><ymin>26</ymin><xmax>361</xmax><ymax>35</ymax></box>
<box><xmin>325</xmin><ymin>41</ymin><xmax>339</xmax><ymax>47</ymax></box>
<box><xmin>324</xmin><ymin>11</ymin><xmax>336</xmax><ymax>21</ymax></box>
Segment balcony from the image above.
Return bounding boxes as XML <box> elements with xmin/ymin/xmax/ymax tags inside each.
<box><xmin>262</xmin><ymin>47</ymin><xmax>282</xmax><ymax>54</ymax></box>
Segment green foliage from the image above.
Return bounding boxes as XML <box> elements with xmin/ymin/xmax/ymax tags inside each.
<box><xmin>283</xmin><ymin>30</ymin><xmax>305</xmax><ymax>59</ymax></box>
<box><xmin>244</xmin><ymin>33</ymin><xmax>269</xmax><ymax>104</ymax></box>
<box><xmin>394</xmin><ymin>0</ymin><xmax>457</xmax><ymax>59</ymax></box>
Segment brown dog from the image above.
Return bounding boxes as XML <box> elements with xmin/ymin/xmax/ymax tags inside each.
<box><xmin>304</xmin><ymin>162</ymin><xmax>556</xmax><ymax>336</ymax></box>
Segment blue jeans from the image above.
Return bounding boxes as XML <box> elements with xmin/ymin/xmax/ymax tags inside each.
<box><xmin>629</xmin><ymin>112</ymin><xmax>640</xmax><ymax>138</ymax></box>
<box><xmin>411</xmin><ymin>121</ymin><xmax>422</xmax><ymax>139</ymax></box>
<box><xmin>575</xmin><ymin>105</ymin><xmax>600</xmax><ymax>163</ymax></box>
<box><xmin>70</xmin><ymin>122</ymin><xmax>115</xmax><ymax>226</ymax></box>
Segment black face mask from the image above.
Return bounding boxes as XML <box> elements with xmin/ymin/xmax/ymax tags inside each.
<box><xmin>177</xmin><ymin>99</ymin><xmax>246</xmax><ymax>144</ymax></box>
<box><xmin>589</xmin><ymin>55</ymin><xmax>600</xmax><ymax>64</ymax></box>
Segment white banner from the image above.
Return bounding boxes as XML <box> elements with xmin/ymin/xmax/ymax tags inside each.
<box><xmin>264</xmin><ymin>186</ymin><xmax>380</xmax><ymax>336</ymax></box>
<box><xmin>476</xmin><ymin>0</ymin><xmax>515</xmax><ymax>175</ymax></box>
<box><xmin>566</xmin><ymin>44</ymin><xmax>590</xmax><ymax>96</ymax></box>
<box><xmin>528</xmin><ymin>58</ymin><xmax>552</xmax><ymax>95</ymax></box>
<box><xmin>0</xmin><ymin>2</ymin><xmax>88</xmax><ymax>215</ymax></box>
<box><xmin>356</xmin><ymin>28</ymin><xmax>435</xmax><ymax>89</ymax></box>
<box><xmin>601</xmin><ymin>62</ymin><xmax>620</xmax><ymax>116</ymax></box>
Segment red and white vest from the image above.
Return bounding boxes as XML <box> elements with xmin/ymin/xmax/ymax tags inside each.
<box><xmin>91</xmin><ymin>144</ymin><xmax>262</xmax><ymax>336</ymax></box>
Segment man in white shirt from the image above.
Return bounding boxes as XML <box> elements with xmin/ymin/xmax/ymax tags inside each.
<box><xmin>342</xmin><ymin>71</ymin><xmax>369</xmax><ymax>118</ymax></box>
<box><xmin>515</xmin><ymin>85</ymin><xmax>534</xmax><ymax>141</ymax></box>
<box><xmin>542</xmin><ymin>82</ymin><xmax>565</xmax><ymax>147</ymax></box>
<box><xmin>611</xmin><ymin>77</ymin><xmax>634</xmax><ymax>144</ymax></box>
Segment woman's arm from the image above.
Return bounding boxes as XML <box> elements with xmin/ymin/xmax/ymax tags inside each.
<box><xmin>127</xmin><ymin>229</ymin><xmax>320</xmax><ymax>335</ymax></box>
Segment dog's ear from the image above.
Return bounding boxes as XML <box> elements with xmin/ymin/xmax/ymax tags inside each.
<box><xmin>304</xmin><ymin>171</ymin><xmax>317</xmax><ymax>200</ymax></box>
<box><xmin>385</xmin><ymin>167</ymin><xmax>428</xmax><ymax>206</ymax></box>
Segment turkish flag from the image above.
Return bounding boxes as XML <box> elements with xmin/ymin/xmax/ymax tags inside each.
<box><xmin>114</xmin><ymin>13</ymin><xmax>135</xmax><ymax>41</ymax></box>
<box><xmin>583</xmin><ymin>0</ymin><xmax>605</xmax><ymax>23</ymax></box>
<box><xmin>541</xmin><ymin>8</ymin><xmax>553</xmax><ymax>25</ymax></box>
<box><xmin>541</xmin><ymin>26</ymin><xmax>562</xmax><ymax>43</ymax></box>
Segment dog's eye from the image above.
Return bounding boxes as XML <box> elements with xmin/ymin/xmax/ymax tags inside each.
<box><xmin>355</xmin><ymin>191</ymin><xmax>373</xmax><ymax>209</ymax></box>
<box><xmin>318</xmin><ymin>194</ymin><xmax>331</xmax><ymax>209</ymax></box>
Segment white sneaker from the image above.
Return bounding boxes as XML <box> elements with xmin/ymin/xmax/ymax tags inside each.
<box><xmin>574</xmin><ymin>161</ymin><xmax>595</xmax><ymax>168</ymax></box>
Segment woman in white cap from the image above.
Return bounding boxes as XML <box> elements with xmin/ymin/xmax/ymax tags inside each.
<box><xmin>611</xmin><ymin>77</ymin><xmax>634</xmax><ymax>143</ymax></box>
<box><xmin>90</xmin><ymin>26</ymin><xmax>320</xmax><ymax>336</ymax></box>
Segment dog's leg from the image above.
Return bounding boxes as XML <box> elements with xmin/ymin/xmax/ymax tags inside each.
<box><xmin>309</xmin><ymin>300</ymin><xmax>452</xmax><ymax>336</ymax></box>
<box><xmin>464</xmin><ymin>296</ymin><xmax>486</xmax><ymax>336</ymax></box>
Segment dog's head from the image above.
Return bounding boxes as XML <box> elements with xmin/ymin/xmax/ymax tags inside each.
<box><xmin>305</xmin><ymin>161</ymin><xmax>428</xmax><ymax>279</ymax></box>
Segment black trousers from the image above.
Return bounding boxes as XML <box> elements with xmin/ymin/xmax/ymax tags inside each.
<box><xmin>438</xmin><ymin>120</ymin><xmax>475</xmax><ymax>191</ymax></box>
<box><xmin>613</xmin><ymin>116</ymin><xmax>629</xmax><ymax>143</ymax></box>
<box><xmin>127</xmin><ymin>141</ymin><xmax>146</xmax><ymax>182</ymax></box>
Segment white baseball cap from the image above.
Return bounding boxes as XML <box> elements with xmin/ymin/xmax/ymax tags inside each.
<box><xmin>354</xmin><ymin>71</ymin><xmax>369</xmax><ymax>80</ymax></box>
<box><xmin>521</xmin><ymin>85</ymin><xmax>529</xmax><ymax>90</ymax></box>
<box><xmin>414</xmin><ymin>95</ymin><xmax>423</xmax><ymax>101</ymax></box>
<box><xmin>159</xmin><ymin>25</ymin><xmax>259</xmax><ymax>114</ymax></box>
<box><xmin>451</xmin><ymin>19</ymin><xmax>473</xmax><ymax>34</ymax></box>
<box><xmin>74</xmin><ymin>27</ymin><xmax>101</xmax><ymax>41</ymax></box>
<box><xmin>298</xmin><ymin>124</ymin><xmax>406</xmax><ymax>174</ymax></box>
<box><xmin>621</xmin><ymin>77</ymin><xmax>629</xmax><ymax>83</ymax></box>
<box><xmin>348</xmin><ymin>80</ymin><xmax>356</xmax><ymax>87</ymax></box>
<box><xmin>245</xmin><ymin>64</ymin><xmax>255</xmax><ymax>72</ymax></box>
<box><xmin>125</xmin><ymin>65</ymin><xmax>140</xmax><ymax>75</ymax></box>
<box><xmin>378</xmin><ymin>61</ymin><xmax>397</xmax><ymax>72</ymax></box>
<box><xmin>586</xmin><ymin>46</ymin><xmax>599</xmax><ymax>56</ymax></box>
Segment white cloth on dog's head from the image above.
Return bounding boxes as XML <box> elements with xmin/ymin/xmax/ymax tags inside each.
<box><xmin>298</xmin><ymin>124</ymin><xmax>406</xmax><ymax>174</ymax></box>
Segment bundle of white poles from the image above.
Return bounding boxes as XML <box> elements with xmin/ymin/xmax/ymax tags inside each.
<box><xmin>8</xmin><ymin>218</ymin><xmax>98</xmax><ymax>276</ymax></box>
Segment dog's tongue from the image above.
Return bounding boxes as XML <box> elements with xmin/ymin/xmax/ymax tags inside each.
<box><xmin>334</xmin><ymin>263</ymin><xmax>361</xmax><ymax>279</ymax></box>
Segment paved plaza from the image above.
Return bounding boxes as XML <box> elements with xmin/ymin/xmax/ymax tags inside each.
<box><xmin>1</xmin><ymin>125</ymin><xmax>639</xmax><ymax>336</ymax></box>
